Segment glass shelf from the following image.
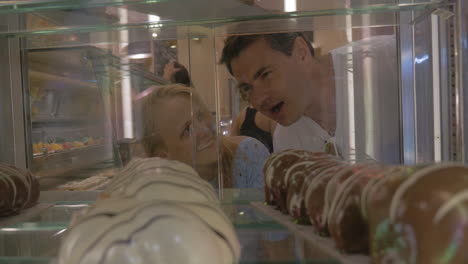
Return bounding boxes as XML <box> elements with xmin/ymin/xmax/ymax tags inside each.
<box><xmin>0</xmin><ymin>0</ymin><xmax>449</xmax><ymax>38</ymax></box>
<box><xmin>0</xmin><ymin>228</ymin><xmax>63</xmax><ymax>257</ymax></box>
<box><xmin>0</xmin><ymin>257</ymin><xmax>51</xmax><ymax>264</ymax></box>
<box><xmin>0</xmin><ymin>229</ymin><xmax>341</xmax><ymax>263</ymax></box>
<box><xmin>0</xmin><ymin>192</ymin><xmax>342</xmax><ymax>263</ymax></box>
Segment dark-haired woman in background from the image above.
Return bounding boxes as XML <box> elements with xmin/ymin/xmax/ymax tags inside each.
<box><xmin>231</xmin><ymin>106</ymin><xmax>276</xmax><ymax>153</ymax></box>
<box><xmin>163</xmin><ymin>60</ymin><xmax>192</xmax><ymax>87</ymax></box>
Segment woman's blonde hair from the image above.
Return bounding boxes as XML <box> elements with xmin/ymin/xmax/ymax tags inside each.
<box><xmin>141</xmin><ymin>84</ymin><xmax>233</xmax><ymax>187</ymax></box>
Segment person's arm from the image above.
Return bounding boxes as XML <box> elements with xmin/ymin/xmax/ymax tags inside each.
<box><xmin>231</xmin><ymin>137</ymin><xmax>269</xmax><ymax>188</ymax></box>
<box><xmin>269</xmin><ymin>118</ymin><xmax>277</xmax><ymax>134</ymax></box>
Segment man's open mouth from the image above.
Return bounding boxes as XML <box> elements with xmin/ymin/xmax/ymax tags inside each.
<box><xmin>271</xmin><ymin>102</ymin><xmax>284</xmax><ymax>114</ymax></box>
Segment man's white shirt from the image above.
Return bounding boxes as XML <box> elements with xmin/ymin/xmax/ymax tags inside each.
<box><xmin>272</xmin><ymin>35</ymin><xmax>401</xmax><ymax>164</ymax></box>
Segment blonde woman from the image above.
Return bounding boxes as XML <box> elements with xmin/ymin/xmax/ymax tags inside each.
<box><xmin>140</xmin><ymin>84</ymin><xmax>268</xmax><ymax>188</ymax></box>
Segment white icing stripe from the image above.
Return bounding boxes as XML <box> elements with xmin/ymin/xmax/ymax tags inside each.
<box><xmin>108</xmin><ymin>164</ymin><xmax>199</xmax><ymax>191</ymax></box>
<box><xmin>389</xmin><ymin>163</ymin><xmax>463</xmax><ymax>221</ymax></box>
<box><xmin>293</xmin><ymin>162</ymin><xmax>340</xmax><ymax>216</ymax></box>
<box><xmin>323</xmin><ymin>166</ymin><xmax>354</xmax><ymax>225</ymax></box>
<box><xmin>124</xmin><ymin>179</ymin><xmax>218</xmax><ymax>203</ymax></box>
<box><xmin>360</xmin><ymin>166</ymin><xmax>408</xmax><ymax>220</ymax></box>
<box><xmin>303</xmin><ymin>164</ymin><xmax>348</xmax><ymax>226</ymax></box>
<box><xmin>284</xmin><ymin>160</ymin><xmax>317</xmax><ymax>186</ymax></box>
<box><xmin>360</xmin><ymin>175</ymin><xmax>383</xmax><ymax>220</ymax></box>
<box><xmin>106</xmin><ymin>163</ymin><xmax>207</xmax><ymax>195</ymax></box>
<box><xmin>288</xmin><ymin>193</ymin><xmax>300</xmax><ymax>215</ymax></box>
<box><xmin>0</xmin><ymin>169</ymin><xmax>18</xmax><ymax>209</ymax></box>
<box><xmin>60</xmin><ymin>201</ymin><xmax>240</xmax><ymax>264</ymax></box>
<box><xmin>328</xmin><ymin>164</ymin><xmax>380</xmax><ymax>224</ymax></box>
<box><xmin>433</xmin><ymin>189</ymin><xmax>468</xmax><ymax>224</ymax></box>
<box><xmin>265</xmin><ymin>150</ymin><xmax>300</xmax><ymax>188</ymax></box>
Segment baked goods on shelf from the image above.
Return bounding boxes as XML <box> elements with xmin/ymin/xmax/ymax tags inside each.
<box><xmin>363</xmin><ymin>165</ymin><xmax>422</xmax><ymax>260</ymax></box>
<box><xmin>264</xmin><ymin>150</ymin><xmax>332</xmax><ymax>213</ymax></box>
<box><xmin>262</xmin><ymin>150</ymin><xmax>468</xmax><ymax>263</ymax></box>
<box><xmin>56</xmin><ymin>172</ymin><xmax>115</xmax><ymax>191</ymax></box>
<box><xmin>58</xmin><ymin>199</ymin><xmax>240</xmax><ymax>264</ymax></box>
<box><xmin>58</xmin><ymin>157</ymin><xmax>241</xmax><ymax>264</ymax></box>
<box><xmin>327</xmin><ymin>163</ymin><xmax>387</xmax><ymax>253</ymax></box>
<box><xmin>99</xmin><ymin>157</ymin><xmax>217</xmax><ymax>202</ymax></box>
<box><xmin>304</xmin><ymin>163</ymin><xmax>350</xmax><ymax>236</ymax></box>
<box><xmin>286</xmin><ymin>158</ymin><xmax>342</xmax><ymax>223</ymax></box>
<box><xmin>0</xmin><ymin>163</ymin><xmax>40</xmax><ymax>216</ymax></box>
<box><xmin>368</xmin><ymin>164</ymin><xmax>468</xmax><ymax>264</ymax></box>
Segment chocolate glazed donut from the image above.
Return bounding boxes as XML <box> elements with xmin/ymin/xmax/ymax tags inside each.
<box><xmin>0</xmin><ymin>164</ymin><xmax>40</xmax><ymax>216</ymax></box>
<box><xmin>304</xmin><ymin>163</ymin><xmax>350</xmax><ymax>236</ymax></box>
<box><xmin>327</xmin><ymin>164</ymin><xmax>388</xmax><ymax>253</ymax></box>
<box><xmin>264</xmin><ymin>150</ymin><xmax>331</xmax><ymax>213</ymax></box>
<box><xmin>286</xmin><ymin>158</ymin><xmax>341</xmax><ymax>224</ymax></box>
<box><xmin>371</xmin><ymin>164</ymin><xmax>468</xmax><ymax>264</ymax></box>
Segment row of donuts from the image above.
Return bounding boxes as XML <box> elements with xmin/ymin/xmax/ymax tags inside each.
<box><xmin>0</xmin><ymin>163</ymin><xmax>39</xmax><ymax>216</ymax></box>
<box><xmin>57</xmin><ymin>158</ymin><xmax>241</xmax><ymax>264</ymax></box>
<box><xmin>263</xmin><ymin>149</ymin><xmax>468</xmax><ymax>263</ymax></box>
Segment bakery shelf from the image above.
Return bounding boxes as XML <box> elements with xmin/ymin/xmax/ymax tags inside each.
<box><xmin>32</xmin><ymin>144</ymin><xmax>107</xmax><ymax>160</ymax></box>
<box><xmin>0</xmin><ymin>189</ymin><xmax>355</xmax><ymax>263</ymax></box>
<box><xmin>0</xmin><ymin>1</ymin><xmax>449</xmax><ymax>38</ymax></box>
<box><xmin>251</xmin><ymin>202</ymin><xmax>371</xmax><ymax>264</ymax></box>
<box><xmin>28</xmin><ymin>70</ymin><xmax>97</xmax><ymax>91</ymax></box>
<box><xmin>0</xmin><ymin>227</ymin><xmax>63</xmax><ymax>258</ymax></box>
<box><xmin>32</xmin><ymin>144</ymin><xmax>113</xmax><ymax>179</ymax></box>
<box><xmin>0</xmin><ymin>257</ymin><xmax>51</xmax><ymax>264</ymax></box>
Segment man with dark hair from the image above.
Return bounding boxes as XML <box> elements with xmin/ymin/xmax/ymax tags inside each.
<box><xmin>220</xmin><ymin>32</ymin><xmax>400</xmax><ymax>163</ymax></box>
<box><xmin>220</xmin><ymin>32</ymin><xmax>338</xmax><ymax>155</ymax></box>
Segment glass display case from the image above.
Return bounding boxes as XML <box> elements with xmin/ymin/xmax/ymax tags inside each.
<box><xmin>24</xmin><ymin>46</ymin><xmax>165</xmax><ymax>182</ymax></box>
<box><xmin>0</xmin><ymin>0</ymin><xmax>467</xmax><ymax>263</ymax></box>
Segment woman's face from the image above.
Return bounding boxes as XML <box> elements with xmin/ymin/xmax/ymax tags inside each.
<box><xmin>155</xmin><ymin>95</ymin><xmax>218</xmax><ymax>167</ymax></box>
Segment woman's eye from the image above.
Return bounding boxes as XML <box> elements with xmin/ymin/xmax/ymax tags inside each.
<box><xmin>182</xmin><ymin>124</ymin><xmax>192</xmax><ymax>137</ymax></box>
<box><xmin>261</xmin><ymin>71</ymin><xmax>271</xmax><ymax>79</ymax></box>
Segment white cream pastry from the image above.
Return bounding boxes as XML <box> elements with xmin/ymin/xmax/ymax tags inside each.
<box><xmin>113</xmin><ymin>171</ymin><xmax>219</xmax><ymax>204</ymax></box>
<box><xmin>58</xmin><ymin>199</ymin><xmax>240</xmax><ymax>264</ymax></box>
<box><xmin>102</xmin><ymin>157</ymin><xmax>218</xmax><ymax>203</ymax></box>
<box><xmin>106</xmin><ymin>158</ymin><xmax>199</xmax><ymax>189</ymax></box>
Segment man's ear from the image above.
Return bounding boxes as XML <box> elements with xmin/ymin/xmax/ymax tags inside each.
<box><xmin>293</xmin><ymin>36</ymin><xmax>312</xmax><ymax>64</ymax></box>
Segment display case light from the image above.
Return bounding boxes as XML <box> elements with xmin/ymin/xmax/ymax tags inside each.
<box><xmin>284</xmin><ymin>0</ymin><xmax>296</xmax><ymax>12</ymax></box>
<box><xmin>126</xmin><ymin>41</ymin><xmax>152</xmax><ymax>59</ymax></box>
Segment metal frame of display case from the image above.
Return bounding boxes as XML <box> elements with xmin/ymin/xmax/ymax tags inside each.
<box><xmin>457</xmin><ymin>0</ymin><xmax>468</xmax><ymax>163</ymax></box>
<box><xmin>398</xmin><ymin>0</ymin><xmax>464</xmax><ymax>164</ymax></box>
<box><xmin>0</xmin><ymin>14</ymin><xmax>27</xmax><ymax>168</ymax></box>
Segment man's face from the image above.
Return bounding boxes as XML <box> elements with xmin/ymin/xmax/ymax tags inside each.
<box><xmin>230</xmin><ymin>37</ymin><xmax>313</xmax><ymax>126</ymax></box>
